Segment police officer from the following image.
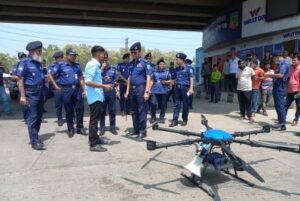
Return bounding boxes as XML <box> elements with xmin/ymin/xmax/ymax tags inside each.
<box><xmin>265</xmin><ymin>54</ymin><xmax>290</xmax><ymax>131</ymax></box>
<box><xmin>12</xmin><ymin>52</ymin><xmax>27</xmax><ymax>81</ymax></box>
<box><xmin>16</xmin><ymin>41</ymin><xmax>45</xmax><ymax>150</ymax></box>
<box><xmin>100</xmin><ymin>51</ymin><xmax>118</xmax><ymax>135</ymax></box>
<box><xmin>49</xmin><ymin>48</ymin><xmax>85</xmax><ymax>137</ymax></box>
<box><xmin>150</xmin><ymin>58</ymin><xmax>171</xmax><ymax>124</ymax></box>
<box><xmin>169</xmin><ymin>53</ymin><xmax>194</xmax><ymax>127</ymax></box>
<box><xmin>124</xmin><ymin>42</ymin><xmax>151</xmax><ymax>140</ymax></box>
<box><xmin>185</xmin><ymin>58</ymin><xmax>194</xmax><ymax>110</ymax></box>
<box><xmin>167</xmin><ymin>61</ymin><xmax>176</xmax><ymax>102</ymax></box>
<box><xmin>117</xmin><ymin>53</ymin><xmax>130</xmax><ymax>116</ymax></box>
<box><xmin>48</xmin><ymin>51</ymin><xmax>64</xmax><ymax>126</ymax></box>
<box><xmin>145</xmin><ymin>52</ymin><xmax>156</xmax><ymax>72</ymax></box>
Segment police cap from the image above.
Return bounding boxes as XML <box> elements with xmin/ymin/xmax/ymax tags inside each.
<box><xmin>17</xmin><ymin>52</ymin><xmax>26</xmax><ymax>59</ymax></box>
<box><xmin>53</xmin><ymin>51</ymin><xmax>64</xmax><ymax>58</ymax></box>
<box><xmin>66</xmin><ymin>48</ymin><xmax>78</xmax><ymax>55</ymax></box>
<box><xmin>176</xmin><ymin>53</ymin><xmax>187</xmax><ymax>60</ymax></box>
<box><xmin>145</xmin><ymin>52</ymin><xmax>152</xmax><ymax>59</ymax></box>
<box><xmin>130</xmin><ymin>42</ymin><xmax>141</xmax><ymax>51</ymax></box>
<box><xmin>26</xmin><ymin>41</ymin><xmax>43</xmax><ymax>51</ymax></box>
<box><xmin>185</xmin><ymin>59</ymin><xmax>192</xmax><ymax>65</ymax></box>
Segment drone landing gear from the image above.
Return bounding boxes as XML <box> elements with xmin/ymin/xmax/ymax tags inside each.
<box><xmin>222</xmin><ymin>169</ymin><xmax>254</xmax><ymax>187</ymax></box>
<box><xmin>181</xmin><ymin>172</ymin><xmax>215</xmax><ymax>198</ymax></box>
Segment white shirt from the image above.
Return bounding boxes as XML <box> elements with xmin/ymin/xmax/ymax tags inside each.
<box><xmin>229</xmin><ymin>57</ymin><xmax>239</xmax><ymax>74</ymax></box>
<box><xmin>236</xmin><ymin>66</ymin><xmax>255</xmax><ymax>91</ymax></box>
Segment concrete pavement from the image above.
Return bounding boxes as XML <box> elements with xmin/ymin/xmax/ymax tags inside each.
<box><xmin>0</xmin><ymin>98</ymin><xmax>299</xmax><ymax>201</ymax></box>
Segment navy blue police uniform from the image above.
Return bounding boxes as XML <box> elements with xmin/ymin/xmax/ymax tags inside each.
<box><xmin>185</xmin><ymin>59</ymin><xmax>194</xmax><ymax>109</ymax></box>
<box><xmin>100</xmin><ymin>61</ymin><xmax>118</xmax><ymax>134</ymax></box>
<box><xmin>16</xmin><ymin>41</ymin><xmax>45</xmax><ymax>148</ymax></box>
<box><xmin>49</xmin><ymin>51</ymin><xmax>64</xmax><ymax>125</ymax></box>
<box><xmin>51</xmin><ymin>50</ymin><xmax>84</xmax><ymax>134</ymax></box>
<box><xmin>167</xmin><ymin>64</ymin><xmax>176</xmax><ymax>102</ymax></box>
<box><xmin>129</xmin><ymin>42</ymin><xmax>150</xmax><ymax>138</ymax></box>
<box><xmin>150</xmin><ymin>59</ymin><xmax>170</xmax><ymax>123</ymax></box>
<box><xmin>171</xmin><ymin>53</ymin><xmax>193</xmax><ymax>126</ymax></box>
<box><xmin>117</xmin><ymin>53</ymin><xmax>130</xmax><ymax>114</ymax></box>
<box><xmin>273</xmin><ymin>59</ymin><xmax>290</xmax><ymax>130</ymax></box>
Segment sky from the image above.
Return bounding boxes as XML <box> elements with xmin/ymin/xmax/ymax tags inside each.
<box><xmin>0</xmin><ymin>23</ymin><xmax>203</xmax><ymax>59</ymax></box>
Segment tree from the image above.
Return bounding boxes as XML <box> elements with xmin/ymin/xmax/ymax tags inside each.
<box><xmin>0</xmin><ymin>53</ymin><xmax>17</xmax><ymax>70</ymax></box>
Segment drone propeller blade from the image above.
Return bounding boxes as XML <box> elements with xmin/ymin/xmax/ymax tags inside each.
<box><xmin>219</xmin><ymin>142</ymin><xmax>265</xmax><ymax>183</ymax></box>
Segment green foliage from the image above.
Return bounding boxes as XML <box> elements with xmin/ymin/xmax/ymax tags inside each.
<box><xmin>0</xmin><ymin>53</ymin><xmax>17</xmax><ymax>69</ymax></box>
<box><xmin>1</xmin><ymin>44</ymin><xmax>186</xmax><ymax>70</ymax></box>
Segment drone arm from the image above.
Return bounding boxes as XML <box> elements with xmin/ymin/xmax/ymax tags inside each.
<box><xmin>146</xmin><ymin>139</ymin><xmax>201</xmax><ymax>151</ymax></box>
<box><xmin>232</xmin><ymin>126</ymin><xmax>271</xmax><ymax>138</ymax></box>
<box><xmin>233</xmin><ymin>139</ymin><xmax>300</xmax><ymax>153</ymax></box>
<box><xmin>152</xmin><ymin>123</ymin><xmax>200</xmax><ymax>137</ymax></box>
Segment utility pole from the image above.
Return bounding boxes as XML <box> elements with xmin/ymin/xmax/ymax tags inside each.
<box><xmin>125</xmin><ymin>37</ymin><xmax>129</xmax><ymax>52</ymax></box>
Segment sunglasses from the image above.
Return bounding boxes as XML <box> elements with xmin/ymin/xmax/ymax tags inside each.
<box><xmin>130</xmin><ymin>51</ymin><xmax>138</xmax><ymax>55</ymax></box>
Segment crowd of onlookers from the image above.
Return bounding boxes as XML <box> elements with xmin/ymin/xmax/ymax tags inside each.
<box><xmin>202</xmin><ymin>47</ymin><xmax>300</xmax><ymax>129</ymax></box>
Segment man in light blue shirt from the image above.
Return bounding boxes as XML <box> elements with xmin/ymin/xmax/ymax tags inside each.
<box><xmin>85</xmin><ymin>45</ymin><xmax>113</xmax><ymax>152</ymax></box>
<box><xmin>228</xmin><ymin>47</ymin><xmax>239</xmax><ymax>92</ymax></box>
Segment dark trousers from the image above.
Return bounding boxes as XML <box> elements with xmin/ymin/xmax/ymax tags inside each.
<box><xmin>167</xmin><ymin>85</ymin><xmax>175</xmax><ymax>102</ymax></box>
<box><xmin>119</xmin><ymin>84</ymin><xmax>130</xmax><ymax>113</ymax></box>
<box><xmin>173</xmin><ymin>85</ymin><xmax>189</xmax><ymax>122</ymax></box>
<box><xmin>54</xmin><ymin>90</ymin><xmax>63</xmax><ymax>121</ymax></box>
<box><xmin>285</xmin><ymin>92</ymin><xmax>300</xmax><ymax>122</ymax></box>
<box><xmin>24</xmin><ymin>88</ymin><xmax>43</xmax><ymax>145</ymax></box>
<box><xmin>130</xmin><ymin>85</ymin><xmax>148</xmax><ymax>134</ymax></box>
<box><xmin>189</xmin><ymin>94</ymin><xmax>194</xmax><ymax>108</ymax></box>
<box><xmin>100</xmin><ymin>90</ymin><xmax>116</xmax><ymax>129</ymax></box>
<box><xmin>228</xmin><ymin>73</ymin><xmax>237</xmax><ymax>92</ymax></box>
<box><xmin>210</xmin><ymin>82</ymin><xmax>219</xmax><ymax>102</ymax></box>
<box><xmin>62</xmin><ymin>87</ymin><xmax>84</xmax><ymax>131</ymax></box>
<box><xmin>223</xmin><ymin>74</ymin><xmax>231</xmax><ymax>91</ymax></box>
<box><xmin>150</xmin><ymin>93</ymin><xmax>167</xmax><ymax>120</ymax></box>
<box><xmin>237</xmin><ymin>90</ymin><xmax>252</xmax><ymax>118</ymax></box>
<box><xmin>273</xmin><ymin>87</ymin><xmax>286</xmax><ymax>125</ymax></box>
<box><xmin>88</xmin><ymin>101</ymin><xmax>102</xmax><ymax>147</ymax></box>
<box><xmin>203</xmin><ymin>75</ymin><xmax>210</xmax><ymax>93</ymax></box>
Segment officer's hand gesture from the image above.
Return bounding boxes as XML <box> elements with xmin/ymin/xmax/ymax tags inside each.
<box><xmin>103</xmin><ymin>84</ymin><xmax>113</xmax><ymax>91</ymax></box>
<box><xmin>20</xmin><ymin>96</ymin><xmax>27</xmax><ymax>106</ymax></box>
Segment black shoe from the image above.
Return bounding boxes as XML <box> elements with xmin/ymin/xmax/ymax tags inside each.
<box><xmin>150</xmin><ymin>118</ymin><xmax>156</xmax><ymax>124</ymax></box>
<box><xmin>127</xmin><ymin>131</ymin><xmax>139</xmax><ymax>136</ymax></box>
<box><xmin>90</xmin><ymin>144</ymin><xmax>107</xmax><ymax>152</ymax></box>
<box><xmin>159</xmin><ymin>119</ymin><xmax>165</xmax><ymax>124</ymax></box>
<box><xmin>67</xmin><ymin>129</ymin><xmax>75</xmax><ymax>138</ymax></box>
<box><xmin>98</xmin><ymin>138</ymin><xmax>108</xmax><ymax>145</ymax></box>
<box><xmin>110</xmin><ymin>128</ymin><xmax>118</xmax><ymax>135</ymax></box>
<box><xmin>169</xmin><ymin>121</ymin><xmax>178</xmax><ymax>127</ymax></box>
<box><xmin>137</xmin><ymin>132</ymin><xmax>147</xmax><ymax>141</ymax></box>
<box><xmin>77</xmin><ymin>128</ymin><xmax>87</xmax><ymax>135</ymax></box>
<box><xmin>181</xmin><ymin>121</ymin><xmax>187</xmax><ymax>126</ymax></box>
<box><xmin>57</xmin><ymin>120</ymin><xmax>64</xmax><ymax>127</ymax></box>
<box><xmin>273</xmin><ymin>124</ymin><xmax>286</xmax><ymax>131</ymax></box>
<box><xmin>99</xmin><ymin>128</ymin><xmax>105</xmax><ymax>136</ymax></box>
<box><xmin>31</xmin><ymin>142</ymin><xmax>45</xmax><ymax>150</ymax></box>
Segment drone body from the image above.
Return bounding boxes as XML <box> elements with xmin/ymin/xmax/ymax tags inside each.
<box><xmin>146</xmin><ymin>115</ymin><xmax>299</xmax><ymax>198</ymax></box>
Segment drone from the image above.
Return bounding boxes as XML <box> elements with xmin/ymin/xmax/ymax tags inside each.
<box><xmin>146</xmin><ymin>115</ymin><xmax>300</xmax><ymax>197</ymax></box>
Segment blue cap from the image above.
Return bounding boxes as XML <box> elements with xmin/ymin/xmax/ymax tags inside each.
<box><xmin>26</xmin><ymin>41</ymin><xmax>43</xmax><ymax>51</ymax></box>
<box><xmin>17</xmin><ymin>52</ymin><xmax>26</xmax><ymax>59</ymax></box>
<box><xmin>122</xmin><ymin>53</ymin><xmax>130</xmax><ymax>60</ymax></box>
<box><xmin>145</xmin><ymin>52</ymin><xmax>152</xmax><ymax>59</ymax></box>
<box><xmin>104</xmin><ymin>51</ymin><xmax>109</xmax><ymax>60</ymax></box>
<box><xmin>176</xmin><ymin>53</ymin><xmax>187</xmax><ymax>60</ymax></box>
<box><xmin>130</xmin><ymin>42</ymin><xmax>141</xmax><ymax>51</ymax></box>
<box><xmin>53</xmin><ymin>51</ymin><xmax>64</xmax><ymax>58</ymax></box>
<box><xmin>185</xmin><ymin>59</ymin><xmax>192</xmax><ymax>65</ymax></box>
<box><xmin>66</xmin><ymin>48</ymin><xmax>78</xmax><ymax>55</ymax></box>
<box><xmin>91</xmin><ymin>45</ymin><xmax>105</xmax><ymax>54</ymax></box>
